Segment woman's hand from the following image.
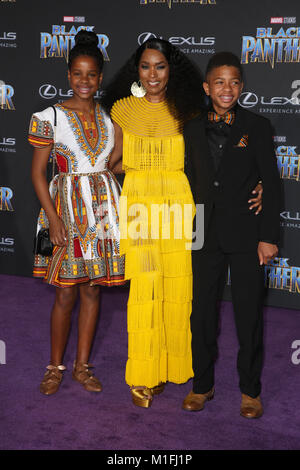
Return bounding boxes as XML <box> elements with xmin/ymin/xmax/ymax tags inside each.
<box><xmin>248</xmin><ymin>182</ymin><xmax>263</xmax><ymax>215</ymax></box>
<box><xmin>49</xmin><ymin>215</ymin><xmax>68</xmax><ymax>247</ymax></box>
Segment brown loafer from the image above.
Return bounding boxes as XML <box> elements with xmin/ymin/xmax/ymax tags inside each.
<box><xmin>72</xmin><ymin>361</ymin><xmax>102</xmax><ymax>392</ymax></box>
<box><xmin>240</xmin><ymin>393</ymin><xmax>263</xmax><ymax>419</ymax></box>
<box><xmin>182</xmin><ymin>388</ymin><xmax>214</xmax><ymax>411</ymax></box>
<box><xmin>40</xmin><ymin>364</ymin><xmax>66</xmax><ymax>395</ymax></box>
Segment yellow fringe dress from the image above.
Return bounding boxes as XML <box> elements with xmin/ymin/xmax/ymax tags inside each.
<box><xmin>111</xmin><ymin>96</ymin><xmax>195</xmax><ymax>388</ymax></box>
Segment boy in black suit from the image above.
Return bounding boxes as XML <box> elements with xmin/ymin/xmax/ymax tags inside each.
<box><xmin>183</xmin><ymin>52</ymin><xmax>280</xmax><ymax>418</ymax></box>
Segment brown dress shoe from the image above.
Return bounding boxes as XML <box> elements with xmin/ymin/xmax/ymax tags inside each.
<box><xmin>72</xmin><ymin>362</ymin><xmax>102</xmax><ymax>392</ymax></box>
<box><xmin>182</xmin><ymin>388</ymin><xmax>214</xmax><ymax>411</ymax></box>
<box><xmin>240</xmin><ymin>393</ymin><xmax>263</xmax><ymax>419</ymax></box>
<box><xmin>40</xmin><ymin>364</ymin><xmax>66</xmax><ymax>395</ymax></box>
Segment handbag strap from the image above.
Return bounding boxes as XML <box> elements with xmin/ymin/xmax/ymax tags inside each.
<box><xmin>51</xmin><ymin>105</ymin><xmax>57</xmax><ymax>179</ymax></box>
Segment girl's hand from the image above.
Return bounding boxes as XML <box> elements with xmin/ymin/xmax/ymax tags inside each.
<box><xmin>110</xmin><ymin>159</ymin><xmax>124</xmax><ymax>174</ymax></box>
<box><xmin>49</xmin><ymin>216</ymin><xmax>68</xmax><ymax>246</ymax></box>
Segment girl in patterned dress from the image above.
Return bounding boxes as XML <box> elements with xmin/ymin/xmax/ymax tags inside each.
<box><xmin>29</xmin><ymin>31</ymin><xmax>125</xmax><ymax>395</ymax></box>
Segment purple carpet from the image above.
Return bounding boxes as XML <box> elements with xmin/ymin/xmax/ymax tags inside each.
<box><xmin>0</xmin><ymin>274</ymin><xmax>299</xmax><ymax>450</ymax></box>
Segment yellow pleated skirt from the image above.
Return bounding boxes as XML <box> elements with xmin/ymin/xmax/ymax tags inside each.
<box><xmin>120</xmin><ymin>169</ymin><xmax>195</xmax><ymax>388</ymax></box>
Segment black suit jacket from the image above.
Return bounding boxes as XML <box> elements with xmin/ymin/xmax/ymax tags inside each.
<box><xmin>184</xmin><ymin>105</ymin><xmax>281</xmax><ymax>252</ymax></box>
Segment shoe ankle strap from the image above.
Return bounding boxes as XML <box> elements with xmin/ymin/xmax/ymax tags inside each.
<box><xmin>73</xmin><ymin>361</ymin><xmax>93</xmax><ymax>369</ymax></box>
<box><xmin>46</xmin><ymin>364</ymin><xmax>66</xmax><ymax>371</ymax></box>
<box><xmin>131</xmin><ymin>386</ymin><xmax>149</xmax><ymax>391</ymax></box>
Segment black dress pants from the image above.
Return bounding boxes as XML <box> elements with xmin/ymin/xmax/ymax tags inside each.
<box><xmin>191</xmin><ymin>215</ymin><xmax>265</xmax><ymax>398</ymax></box>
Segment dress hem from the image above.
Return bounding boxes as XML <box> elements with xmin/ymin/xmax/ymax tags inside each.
<box><xmin>33</xmin><ymin>270</ymin><xmax>126</xmax><ymax>288</ymax></box>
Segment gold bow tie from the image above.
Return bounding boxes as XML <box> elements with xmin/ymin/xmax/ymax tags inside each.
<box><xmin>207</xmin><ymin>111</ymin><xmax>235</xmax><ymax>125</ymax></box>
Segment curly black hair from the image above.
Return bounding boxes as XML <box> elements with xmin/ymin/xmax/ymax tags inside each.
<box><xmin>101</xmin><ymin>38</ymin><xmax>205</xmax><ymax>121</ymax></box>
<box><xmin>68</xmin><ymin>30</ymin><xmax>104</xmax><ymax>72</ymax></box>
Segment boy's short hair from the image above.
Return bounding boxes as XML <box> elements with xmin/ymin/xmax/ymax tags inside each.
<box><xmin>205</xmin><ymin>51</ymin><xmax>244</xmax><ymax>81</ymax></box>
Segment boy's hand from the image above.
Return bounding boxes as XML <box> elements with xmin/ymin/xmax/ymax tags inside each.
<box><xmin>249</xmin><ymin>182</ymin><xmax>263</xmax><ymax>215</ymax></box>
<box><xmin>257</xmin><ymin>242</ymin><xmax>278</xmax><ymax>266</ymax></box>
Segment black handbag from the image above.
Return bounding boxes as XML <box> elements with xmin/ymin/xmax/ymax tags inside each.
<box><xmin>33</xmin><ymin>105</ymin><xmax>57</xmax><ymax>257</ymax></box>
<box><xmin>34</xmin><ymin>228</ymin><xmax>53</xmax><ymax>256</ymax></box>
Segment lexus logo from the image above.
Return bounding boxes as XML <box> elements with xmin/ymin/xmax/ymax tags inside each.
<box><xmin>137</xmin><ymin>31</ymin><xmax>216</xmax><ymax>47</ymax></box>
<box><xmin>138</xmin><ymin>32</ymin><xmax>160</xmax><ymax>45</ymax></box>
<box><xmin>280</xmin><ymin>211</ymin><xmax>300</xmax><ymax>221</ymax></box>
<box><xmin>39</xmin><ymin>84</ymin><xmax>57</xmax><ymax>99</ymax></box>
<box><xmin>238</xmin><ymin>92</ymin><xmax>258</xmax><ymax>108</ymax></box>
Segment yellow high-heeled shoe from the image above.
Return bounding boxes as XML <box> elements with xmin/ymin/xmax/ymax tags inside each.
<box><xmin>131</xmin><ymin>386</ymin><xmax>153</xmax><ymax>408</ymax></box>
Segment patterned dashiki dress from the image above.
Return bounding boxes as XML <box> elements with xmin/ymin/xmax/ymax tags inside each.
<box><xmin>28</xmin><ymin>103</ymin><xmax>125</xmax><ymax>288</ymax></box>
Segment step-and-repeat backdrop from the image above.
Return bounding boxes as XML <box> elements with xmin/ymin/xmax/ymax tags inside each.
<box><xmin>0</xmin><ymin>0</ymin><xmax>299</xmax><ymax>309</ymax></box>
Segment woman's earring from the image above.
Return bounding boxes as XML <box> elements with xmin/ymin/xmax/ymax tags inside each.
<box><xmin>131</xmin><ymin>80</ymin><xmax>146</xmax><ymax>98</ymax></box>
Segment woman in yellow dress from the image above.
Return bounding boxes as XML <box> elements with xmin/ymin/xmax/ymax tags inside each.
<box><xmin>102</xmin><ymin>39</ymin><xmax>204</xmax><ymax>407</ymax></box>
